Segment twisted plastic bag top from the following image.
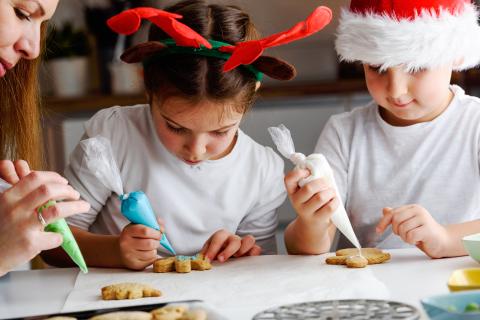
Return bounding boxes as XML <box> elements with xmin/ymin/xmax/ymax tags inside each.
<box><xmin>268</xmin><ymin>124</ymin><xmax>307</xmax><ymax>167</ymax></box>
<box><xmin>79</xmin><ymin>136</ymin><xmax>123</xmax><ymax>196</ymax></box>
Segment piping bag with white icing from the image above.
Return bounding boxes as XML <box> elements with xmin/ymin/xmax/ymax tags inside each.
<box><xmin>79</xmin><ymin>136</ymin><xmax>176</xmax><ymax>255</ymax></box>
<box><xmin>268</xmin><ymin>124</ymin><xmax>361</xmax><ymax>249</ymax></box>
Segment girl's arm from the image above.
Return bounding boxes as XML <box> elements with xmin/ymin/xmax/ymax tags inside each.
<box><xmin>41</xmin><ymin>226</ymin><xmax>123</xmax><ymax>268</ymax></box>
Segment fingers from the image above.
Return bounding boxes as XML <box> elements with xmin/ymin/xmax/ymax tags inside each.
<box><xmin>17</xmin><ymin>183</ymin><xmax>81</xmax><ymax>215</ymax></box>
<box><xmin>0</xmin><ymin>160</ymin><xmax>19</xmax><ymax>184</ymax></box>
<box><xmin>6</xmin><ymin>171</ymin><xmax>68</xmax><ymax>201</ymax></box>
<box><xmin>14</xmin><ymin>160</ymin><xmax>31</xmax><ymax>179</ymax></box>
<box><xmin>202</xmin><ymin>230</ymin><xmax>237</xmax><ymax>262</ymax></box>
<box><xmin>156</xmin><ymin>217</ymin><xmax>165</xmax><ymax>233</ymax></box>
<box><xmin>376</xmin><ymin>207</ymin><xmax>393</xmax><ymax>234</ymax></box>
<box><xmin>36</xmin><ymin>231</ymin><xmax>64</xmax><ymax>252</ymax></box>
<box><xmin>124</xmin><ymin>224</ymin><xmax>162</xmax><ymax>241</ymax></box>
<box><xmin>40</xmin><ymin>200</ymin><xmax>91</xmax><ymax>224</ymax></box>
<box><xmin>246</xmin><ymin>244</ymin><xmax>262</xmax><ymax>256</ymax></box>
<box><xmin>303</xmin><ymin>187</ymin><xmax>336</xmax><ymax>214</ymax></box>
<box><xmin>234</xmin><ymin>235</ymin><xmax>256</xmax><ymax>257</ymax></box>
<box><xmin>284</xmin><ymin>169</ymin><xmax>310</xmax><ymax>195</ymax></box>
<box><xmin>397</xmin><ymin>216</ymin><xmax>422</xmax><ymax>242</ymax></box>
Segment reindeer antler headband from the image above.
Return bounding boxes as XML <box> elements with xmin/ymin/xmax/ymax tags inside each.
<box><xmin>107</xmin><ymin>6</ymin><xmax>332</xmax><ymax>81</ymax></box>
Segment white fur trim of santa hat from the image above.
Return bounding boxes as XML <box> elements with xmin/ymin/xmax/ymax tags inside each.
<box><xmin>335</xmin><ymin>3</ymin><xmax>480</xmax><ymax>72</ymax></box>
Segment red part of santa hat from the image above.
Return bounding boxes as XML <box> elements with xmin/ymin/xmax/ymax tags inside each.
<box><xmin>335</xmin><ymin>0</ymin><xmax>480</xmax><ymax>71</ymax></box>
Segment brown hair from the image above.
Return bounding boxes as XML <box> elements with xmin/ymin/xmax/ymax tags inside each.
<box><xmin>144</xmin><ymin>0</ymin><xmax>260</xmax><ymax>115</ymax></box>
<box><xmin>0</xmin><ymin>23</ymin><xmax>47</xmax><ymax>170</ymax></box>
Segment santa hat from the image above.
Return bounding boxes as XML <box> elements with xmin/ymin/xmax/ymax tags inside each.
<box><xmin>335</xmin><ymin>0</ymin><xmax>480</xmax><ymax>72</ymax></box>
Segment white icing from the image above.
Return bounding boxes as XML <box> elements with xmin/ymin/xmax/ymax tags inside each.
<box><xmin>297</xmin><ymin>154</ymin><xmax>361</xmax><ymax>249</ymax></box>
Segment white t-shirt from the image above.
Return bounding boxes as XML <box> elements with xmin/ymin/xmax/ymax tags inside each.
<box><xmin>65</xmin><ymin>105</ymin><xmax>286</xmax><ymax>255</ymax></box>
<box><xmin>316</xmin><ymin>85</ymin><xmax>480</xmax><ymax>249</ymax></box>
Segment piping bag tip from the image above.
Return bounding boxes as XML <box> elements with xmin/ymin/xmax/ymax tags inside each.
<box><xmin>161</xmin><ymin>233</ymin><xmax>176</xmax><ymax>255</ymax></box>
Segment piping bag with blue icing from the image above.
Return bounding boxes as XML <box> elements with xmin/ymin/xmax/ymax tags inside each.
<box><xmin>79</xmin><ymin>136</ymin><xmax>176</xmax><ymax>255</ymax></box>
<box><xmin>0</xmin><ymin>178</ymin><xmax>88</xmax><ymax>273</ymax></box>
<box><xmin>268</xmin><ymin>124</ymin><xmax>361</xmax><ymax>249</ymax></box>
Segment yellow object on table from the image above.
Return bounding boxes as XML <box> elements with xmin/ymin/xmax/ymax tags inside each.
<box><xmin>448</xmin><ymin>268</ymin><xmax>480</xmax><ymax>291</ymax></box>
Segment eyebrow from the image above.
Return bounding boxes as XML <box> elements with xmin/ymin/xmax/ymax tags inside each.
<box><xmin>27</xmin><ymin>0</ymin><xmax>45</xmax><ymax>16</ymax></box>
<box><xmin>162</xmin><ymin>115</ymin><xmax>238</xmax><ymax>131</ymax></box>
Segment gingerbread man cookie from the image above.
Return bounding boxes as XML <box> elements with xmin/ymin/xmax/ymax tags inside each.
<box><xmin>326</xmin><ymin>248</ymin><xmax>390</xmax><ymax>268</ymax></box>
<box><xmin>101</xmin><ymin>282</ymin><xmax>162</xmax><ymax>300</ymax></box>
<box><xmin>154</xmin><ymin>254</ymin><xmax>211</xmax><ymax>274</ymax></box>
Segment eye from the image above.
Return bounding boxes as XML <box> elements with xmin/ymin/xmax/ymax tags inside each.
<box><xmin>166</xmin><ymin>122</ymin><xmax>186</xmax><ymax>134</ymax></box>
<box><xmin>211</xmin><ymin>130</ymin><xmax>229</xmax><ymax>137</ymax></box>
<box><xmin>14</xmin><ymin>8</ymin><xmax>31</xmax><ymax>21</ymax></box>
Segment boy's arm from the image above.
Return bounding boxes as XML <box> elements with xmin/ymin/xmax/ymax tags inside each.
<box><xmin>41</xmin><ymin>226</ymin><xmax>123</xmax><ymax>268</ymax></box>
<box><xmin>443</xmin><ymin>220</ymin><xmax>480</xmax><ymax>257</ymax></box>
<box><xmin>284</xmin><ymin>216</ymin><xmax>336</xmax><ymax>255</ymax></box>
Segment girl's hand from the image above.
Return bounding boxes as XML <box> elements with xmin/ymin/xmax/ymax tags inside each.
<box><xmin>201</xmin><ymin>229</ymin><xmax>261</xmax><ymax>263</ymax></box>
<box><xmin>284</xmin><ymin>168</ymin><xmax>338</xmax><ymax>226</ymax></box>
<box><xmin>0</xmin><ymin>160</ymin><xmax>90</xmax><ymax>276</ymax></box>
<box><xmin>376</xmin><ymin>205</ymin><xmax>450</xmax><ymax>258</ymax></box>
<box><xmin>119</xmin><ymin>224</ymin><xmax>162</xmax><ymax>270</ymax></box>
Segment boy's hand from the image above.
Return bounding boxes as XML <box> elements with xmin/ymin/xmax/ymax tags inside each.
<box><xmin>376</xmin><ymin>205</ymin><xmax>449</xmax><ymax>258</ymax></box>
<box><xmin>119</xmin><ymin>224</ymin><xmax>162</xmax><ymax>270</ymax></box>
<box><xmin>284</xmin><ymin>168</ymin><xmax>338</xmax><ymax>226</ymax></box>
<box><xmin>201</xmin><ymin>229</ymin><xmax>261</xmax><ymax>263</ymax></box>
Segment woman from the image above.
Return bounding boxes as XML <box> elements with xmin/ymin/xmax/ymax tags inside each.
<box><xmin>0</xmin><ymin>0</ymin><xmax>90</xmax><ymax>276</ymax></box>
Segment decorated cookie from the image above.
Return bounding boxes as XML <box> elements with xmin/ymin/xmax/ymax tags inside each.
<box><xmin>90</xmin><ymin>311</ymin><xmax>152</xmax><ymax>320</ymax></box>
<box><xmin>326</xmin><ymin>247</ymin><xmax>390</xmax><ymax>268</ymax></box>
<box><xmin>175</xmin><ymin>256</ymin><xmax>192</xmax><ymax>273</ymax></box>
<box><xmin>101</xmin><ymin>282</ymin><xmax>161</xmax><ymax>300</ymax></box>
<box><xmin>178</xmin><ymin>309</ymin><xmax>207</xmax><ymax>320</ymax></box>
<box><xmin>46</xmin><ymin>317</ymin><xmax>77</xmax><ymax>320</ymax></box>
<box><xmin>153</xmin><ymin>253</ymin><xmax>211</xmax><ymax>274</ymax></box>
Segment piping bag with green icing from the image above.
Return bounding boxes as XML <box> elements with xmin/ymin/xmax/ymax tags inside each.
<box><xmin>0</xmin><ymin>178</ymin><xmax>88</xmax><ymax>273</ymax></box>
<box><xmin>268</xmin><ymin>124</ymin><xmax>361</xmax><ymax>249</ymax></box>
<box><xmin>39</xmin><ymin>201</ymin><xmax>88</xmax><ymax>273</ymax></box>
<box><xmin>79</xmin><ymin>136</ymin><xmax>176</xmax><ymax>255</ymax></box>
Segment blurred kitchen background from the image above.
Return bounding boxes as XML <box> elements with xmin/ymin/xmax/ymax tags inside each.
<box><xmin>40</xmin><ymin>0</ymin><xmax>480</xmax><ymax>253</ymax></box>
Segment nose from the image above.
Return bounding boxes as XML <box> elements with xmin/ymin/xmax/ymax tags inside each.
<box><xmin>14</xmin><ymin>25</ymin><xmax>41</xmax><ymax>60</ymax></box>
<box><xmin>184</xmin><ymin>135</ymin><xmax>207</xmax><ymax>159</ymax></box>
<box><xmin>386</xmin><ymin>67</ymin><xmax>409</xmax><ymax>100</ymax></box>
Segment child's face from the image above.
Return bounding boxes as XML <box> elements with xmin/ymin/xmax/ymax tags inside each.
<box><xmin>363</xmin><ymin>64</ymin><xmax>454</xmax><ymax>126</ymax></box>
<box><xmin>151</xmin><ymin>96</ymin><xmax>243</xmax><ymax>165</ymax></box>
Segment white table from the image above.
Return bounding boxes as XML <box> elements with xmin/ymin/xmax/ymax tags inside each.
<box><xmin>1</xmin><ymin>248</ymin><xmax>478</xmax><ymax>320</ymax></box>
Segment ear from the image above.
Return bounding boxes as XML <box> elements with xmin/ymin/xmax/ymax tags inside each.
<box><xmin>121</xmin><ymin>41</ymin><xmax>168</xmax><ymax>63</ymax></box>
<box><xmin>252</xmin><ymin>56</ymin><xmax>296</xmax><ymax>80</ymax></box>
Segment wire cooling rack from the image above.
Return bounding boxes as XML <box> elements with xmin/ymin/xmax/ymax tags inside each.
<box><xmin>252</xmin><ymin>299</ymin><xmax>421</xmax><ymax>320</ymax></box>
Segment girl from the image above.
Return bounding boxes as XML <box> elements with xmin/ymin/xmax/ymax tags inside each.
<box><xmin>284</xmin><ymin>0</ymin><xmax>480</xmax><ymax>259</ymax></box>
<box><xmin>42</xmin><ymin>0</ymin><xmax>332</xmax><ymax>270</ymax></box>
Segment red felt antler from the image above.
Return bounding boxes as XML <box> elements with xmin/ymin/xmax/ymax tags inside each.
<box><xmin>220</xmin><ymin>6</ymin><xmax>333</xmax><ymax>72</ymax></box>
<box><xmin>107</xmin><ymin>7</ymin><xmax>212</xmax><ymax>49</ymax></box>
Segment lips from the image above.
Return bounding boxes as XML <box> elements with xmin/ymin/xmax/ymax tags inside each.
<box><xmin>184</xmin><ymin>159</ymin><xmax>201</xmax><ymax>165</ymax></box>
<box><xmin>0</xmin><ymin>58</ymin><xmax>13</xmax><ymax>77</ymax></box>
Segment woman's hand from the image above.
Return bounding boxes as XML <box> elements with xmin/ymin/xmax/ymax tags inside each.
<box><xmin>201</xmin><ymin>229</ymin><xmax>261</xmax><ymax>262</ymax></box>
<box><xmin>0</xmin><ymin>160</ymin><xmax>90</xmax><ymax>276</ymax></box>
<box><xmin>119</xmin><ymin>224</ymin><xmax>162</xmax><ymax>270</ymax></box>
